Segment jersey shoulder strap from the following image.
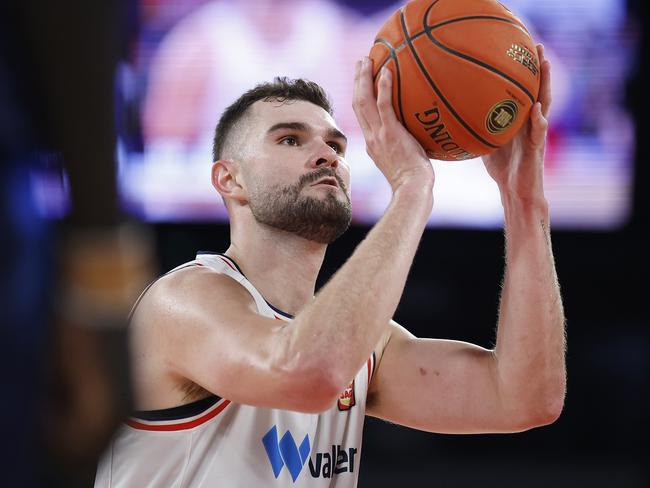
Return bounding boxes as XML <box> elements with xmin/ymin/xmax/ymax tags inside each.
<box><xmin>194</xmin><ymin>252</ymin><xmax>273</xmax><ymax>317</ymax></box>
<box><xmin>128</xmin><ymin>251</ymin><xmax>278</xmax><ymax>321</ymax></box>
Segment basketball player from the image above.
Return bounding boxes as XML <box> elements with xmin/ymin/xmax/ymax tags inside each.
<box><xmin>95</xmin><ymin>45</ymin><xmax>565</xmax><ymax>487</ymax></box>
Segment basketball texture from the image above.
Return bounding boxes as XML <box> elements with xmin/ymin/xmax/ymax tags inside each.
<box><xmin>369</xmin><ymin>0</ymin><xmax>540</xmax><ymax>161</ymax></box>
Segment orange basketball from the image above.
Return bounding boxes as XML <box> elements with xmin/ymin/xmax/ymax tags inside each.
<box><xmin>369</xmin><ymin>0</ymin><xmax>540</xmax><ymax>161</ymax></box>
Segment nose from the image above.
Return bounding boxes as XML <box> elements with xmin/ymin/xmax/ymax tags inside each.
<box><xmin>311</xmin><ymin>140</ymin><xmax>339</xmax><ymax>169</ymax></box>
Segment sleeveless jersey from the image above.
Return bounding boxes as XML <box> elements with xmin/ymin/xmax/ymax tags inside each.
<box><xmin>95</xmin><ymin>252</ymin><xmax>375</xmax><ymax>487</ymax></box>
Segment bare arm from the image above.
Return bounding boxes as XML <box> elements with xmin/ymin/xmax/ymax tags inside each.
<box><xmin>136</xmin><ymin>58</ymin><xmax>435</xmax><ymax>413</ymax></box>
<box><xmin>486</xmin><ymin>45</ymin><xmax>566</xmax><ymax>425</ymax></box>
<box><xmin>367</xmin><ymin>45</ymin><xmax>566</xmax><ymax>432</ymax></box>
<box><xmin>284</xmin><ymin>59</ymin><xmax>434</xmax><ymax>402</ymax></box>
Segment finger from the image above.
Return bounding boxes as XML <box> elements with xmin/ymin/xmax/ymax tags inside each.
<box><xmin>352</xmin><ymin>59</ymin><xmax>372</xmax><ymax>135</ymax></box>
<box><xmin>352</xmin><ymin>57</ymin><xmax>381</xmax><ymax>131</ymax></box>
<box><xmin>376</xmin><ymin>67</ymin><xmax>398</xmax><ymax>126</ymax></box>
<box><xmin>536</xmin><ymin>44</ymin><xmax>552</xmax><ymax>119</ymax></box>
<box><xmin>529</xmin><ymin>101</ymin><xmax>549</xmax><ymax>147</ymax></box>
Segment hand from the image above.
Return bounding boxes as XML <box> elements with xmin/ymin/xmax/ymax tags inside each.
<box><xmin>481</xmin><ymin>44</ymin><xmax>552</xmax><ymax>205</ymax></box>
<box><xmin>353</xmin><ymin>57</ymin><xmax>434</xmax><ymax>193</ymax></box>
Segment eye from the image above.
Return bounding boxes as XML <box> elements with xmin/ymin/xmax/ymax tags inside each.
<box><xmin>279</xmin><ymin>136</ymin><xmax>299</xmax><ymax>146</ymax></box>
<box><xmin>328</xmin><ymin>142</ymin><xmax>343</xmax><ymax>154</ymax></box>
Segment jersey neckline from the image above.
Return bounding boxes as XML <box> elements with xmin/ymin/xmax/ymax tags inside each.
<box><xmin>197</xmin><ymin>251</ymin><xmax>295</xmax><ymax>319</ymax></box>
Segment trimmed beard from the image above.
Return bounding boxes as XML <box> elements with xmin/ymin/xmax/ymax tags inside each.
<box><xmin>248</xmin><ymin>168</ymin><xmax>352</xmax><ymax>244</ymax></box>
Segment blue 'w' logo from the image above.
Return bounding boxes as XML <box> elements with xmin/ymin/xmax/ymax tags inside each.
<box><xmin>262</xmin><ymin>425</ymin><xmax>311</xmax><ymax>482</ymax></box>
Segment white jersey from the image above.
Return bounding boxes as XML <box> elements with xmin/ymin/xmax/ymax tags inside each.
<box><xmin>95</xmin><ymin>252</ymin><xmax>376</xmax><ymax>487</ymax></box>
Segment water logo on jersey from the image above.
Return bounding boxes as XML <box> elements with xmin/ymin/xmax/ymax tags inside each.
<box><xmin>262</xmin><ymin>425</ymin><xmax>310</xmax><ymax>482</ymax></box>
<box><xmin>262</xmin><ymin>425</ymin><xmax>358</xmax><ymax>482</ymax></box>
<box><xmin>337</xmin><ymin>379</ymin><xmax>356</xmax><ymax>411</ymax></box>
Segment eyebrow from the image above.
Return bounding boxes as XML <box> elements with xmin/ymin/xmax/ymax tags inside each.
<box><xmin>266</xmin><ymin>121</ymin><xmax>348</xmax><ymax>144</ymax></box>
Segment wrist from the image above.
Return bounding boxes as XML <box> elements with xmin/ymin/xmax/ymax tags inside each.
<box><xmin>501</xmin><ymin>192</ymin><xmax>550</xmax><ymax>232</ymax></box>
<box><xmin>392</xmin><ymin>175</ymin><xmax>434</xmax><ymax>212</ymax></box>
<box><xmin>391</xmin><ymin>165</ymin><xmax>434</xmax><ymax>193</ymax></box>
<box><xmin>501</xmin><ymin>189</ymin><xmax>548</xmax><ymax>214</ymax></box>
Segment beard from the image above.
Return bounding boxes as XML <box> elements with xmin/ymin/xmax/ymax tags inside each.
<box><xmin>248</xmin><ymin>167</ymin><xmax>352</xmax><ymax>244</ymax></box>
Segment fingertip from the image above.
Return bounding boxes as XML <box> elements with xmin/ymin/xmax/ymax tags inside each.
<box><xmin>529</xmin><ymin>104</ymin><xmax>548</xmax><ymax>143</ymax></box>
<box><xmin>530</xmin><ymin>102</ymin><xmax>540</xmax><ymax>119</ymax></box>
<box><xmin>536</xmin><ymin>102</ymin><xmax>549</xmax><ymax>125</ymax></box>
<box><xmin>533</xmin><ymin>102</ymin><xmax>542</xmax><ymax>117</ymax></box>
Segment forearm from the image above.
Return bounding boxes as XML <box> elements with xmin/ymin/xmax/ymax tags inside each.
<box><xmin>281</xmin><ymin>55</ymin><xmax>436</xmax><ymax>399</ymax></box>
<box><xmin>493</xmin><ymin>194</ymin><xmax>566</xmax><ymax>422</ymax></box>
<box><xmin>289</xmin><ymin>179</ymin><xmax>433</xmax><ymax>390</ymax></box>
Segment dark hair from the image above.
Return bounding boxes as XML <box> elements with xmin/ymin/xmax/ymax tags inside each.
<box><xmin>212</xmin><ymin>77</ymin><xmax>333</xmax><ymax>162</ymax></box>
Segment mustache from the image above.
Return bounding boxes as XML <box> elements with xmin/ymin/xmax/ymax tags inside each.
<box><xmin>298</xmin><ymin>167</ymin><xmax>347</xmax><ymax>192</ymax></box>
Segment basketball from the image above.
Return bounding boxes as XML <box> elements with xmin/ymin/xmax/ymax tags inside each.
<box><xmin>369</xmin><ymin>0</ymin><xmax>540</xmax><ymax>161</ymax></box>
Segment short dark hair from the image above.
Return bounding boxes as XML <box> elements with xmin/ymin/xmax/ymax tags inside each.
<box><xmin>212</xmin><ymin>77</ymin><xmax>333</xmax><ymax>162</ymax></box>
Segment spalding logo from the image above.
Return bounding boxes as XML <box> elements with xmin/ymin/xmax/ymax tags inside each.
<box><xmin>486</xmin><ymin>100</ymin><xmax>518</xmax><ymax>135</ymax></box>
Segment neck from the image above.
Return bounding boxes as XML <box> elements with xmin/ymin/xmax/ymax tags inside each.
<box><xmin>225</xmin><ymin>221</ymin><xmax>327</xmax><ymax>316</ymax></box>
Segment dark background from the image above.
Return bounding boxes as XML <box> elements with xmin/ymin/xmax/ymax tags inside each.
<box><xmin>148</xmin><ymin>1</ymin><xmax>649</xmax><ymax>485</ymax></box>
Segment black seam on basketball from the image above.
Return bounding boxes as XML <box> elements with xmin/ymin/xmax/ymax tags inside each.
<box><xmin>374</xmin><ymin>30</ymin><xmax>425</xmax><ymax>56</ymax></box>
<box><xmin>372</xmin><ymin>37</ymin><xmax>406</xmax><ymax>124</ymax></box>
<box><xmin>401</xmin><ymin>6</ymin><xmax>498</xmax><ymax>149</ymax></box>
<box><xmin>426</xmin><ymin>15</ymin><xmax>531</xmax><ymax>37</ymax></box>
<box><xmin>372</xmin><ymin>38</ymin><xmax>395</xmax><ymax>78</ymax></box>
<box><xmin>377</xmin><ymin>16</ymin><xmax>527</xmax><ymax>56</ymax></box>
<box><xmin>421</xmin><ymin>5</ymin><xmax>536</xmax><ymax>104</ymax></box>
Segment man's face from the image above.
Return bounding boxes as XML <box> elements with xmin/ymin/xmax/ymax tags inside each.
<box><xmin>236</xmin><ymin>99</ymin><xmax>352</xmax><ymax>244</ymax></box>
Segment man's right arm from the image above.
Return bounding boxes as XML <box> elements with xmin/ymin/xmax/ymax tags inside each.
<box><xmin>138</xmin><ymin>58</ymin><xmax>434</xmax><ymax>413</ymax></box>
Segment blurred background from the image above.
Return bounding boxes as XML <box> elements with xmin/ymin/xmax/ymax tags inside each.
<box><xmin>1</xmin><ymin>0</ymin><xmax>648</xmax><ymax>486</ymax></box>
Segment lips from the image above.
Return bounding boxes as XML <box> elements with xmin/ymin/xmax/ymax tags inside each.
<box><xmin>310</xmin><ymin>177</ymin><xmax>339</xmax><ymax>188</ymax></box>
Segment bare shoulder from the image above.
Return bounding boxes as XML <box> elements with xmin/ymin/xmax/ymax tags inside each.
<box><xmin>133</xmin><ymin>264</ymin><xmax>257</xmax><ymax>328</ymax></box>
<box><xmin>129</xmin><ymin>262</ymin><xmax>340</xmax><ymax>412</ymax></box>
<box><xmin>130</xmin><ymin>264</ymin><xmax>258</xmax><ymax>409</ymax></box>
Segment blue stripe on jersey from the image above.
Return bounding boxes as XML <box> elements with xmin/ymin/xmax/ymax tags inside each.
<box><xmin>133</xmin><ymin>395</ymin><xmax>220</xmax><ymax>421</ymax></box>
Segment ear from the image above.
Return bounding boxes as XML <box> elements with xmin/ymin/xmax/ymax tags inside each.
<box><xmin>211</xmin><ymin>160</ymin><xmax>248</xmax><ymax>204</ymax></box>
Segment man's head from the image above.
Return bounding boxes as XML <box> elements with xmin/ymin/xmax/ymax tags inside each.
<box><xmin>211</xmin><ymin>77</ymin><xmax>352</xmax><ymax>244</ymax></box>
<box><xmin>212</xmin><ymin>77</ymin><xmax>334</xmax><ymax>162</ymax></box>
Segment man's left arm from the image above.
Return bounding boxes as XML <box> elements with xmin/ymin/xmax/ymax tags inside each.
<box><xmin>367</xmin><ymin>44</ymin><xmax>566</xmax><ymax>434</ymax></box>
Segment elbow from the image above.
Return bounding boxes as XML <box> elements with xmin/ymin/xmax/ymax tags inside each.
<box><xmin>528</xmin><ymin>398</ymin><xmax>564</xmax><ymax>428</ymax></box>
<box><xmin>277</xmin><ymin>361</ymin><xmax>342</xmax><ymax>414</ymax></box>
<box><xmin>512</xmin><ymin>384</ymin><xmax>566</xmax><ymax>431</ymax></box>
<box><xmin>537</xmin><ymin>375</ymin><xmax>567</xmax><ymax>425</ymax></box>
<box><xmin>538</xmin><ymin>385</ymin><xmax>566</xmax><ymax>426</ymax></box>
<box><xmin>272</xmin><ymin>330</ymin><xmax>352</xmax><ymax>413</ymax></box>
<box><xmin>292</xmin><ymin>370</ymin><xmax>341</xmax><ymax>413</ymax></box>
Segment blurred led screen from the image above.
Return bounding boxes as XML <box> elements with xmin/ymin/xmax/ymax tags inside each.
<box><xmin>117</xmin><ymin>0</ymin><xmax>637</xmax><ymax>228</ymax></box>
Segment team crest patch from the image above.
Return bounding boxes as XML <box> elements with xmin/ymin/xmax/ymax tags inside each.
<box><xmin>337</xmin><ymin>380</ymin><xmax>355</xmax><ymax>411</ymax></box>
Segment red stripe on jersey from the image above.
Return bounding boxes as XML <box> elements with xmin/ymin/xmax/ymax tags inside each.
<box><xmin>126</xmin><ymin>399</ymin><xmax>231</xmax><ymax>431</ymax></box>
<box><xmin>219</xmin><ymin>256</ymin><xmax>237</xmax><ymax>272</ymax></box>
